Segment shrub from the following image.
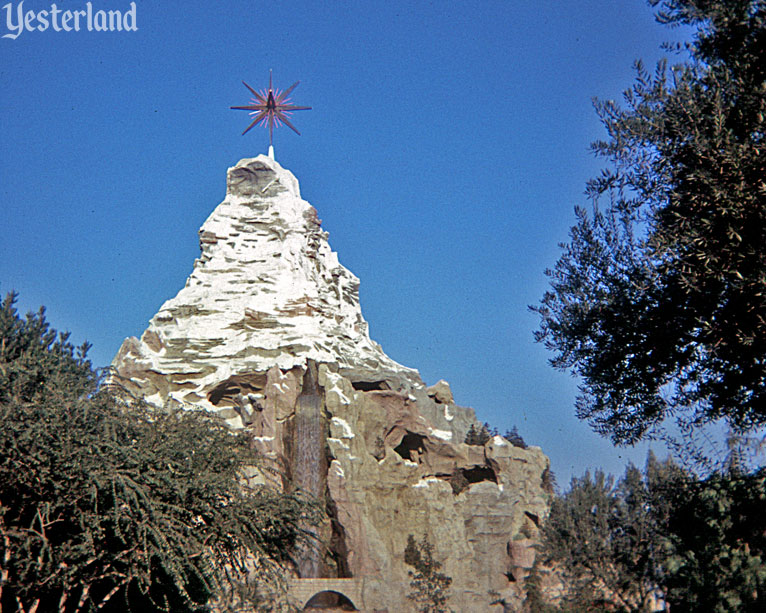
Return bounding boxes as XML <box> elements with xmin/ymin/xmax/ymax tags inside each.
<box><xmin>0</xmin><ymin>292</ymin><xmax>319</xmax><ymax>611</ymax></box>
<box><xmin>532</xmin><ymin>452</ymin><xmax>766</xmax><ymax>612</ymax></box>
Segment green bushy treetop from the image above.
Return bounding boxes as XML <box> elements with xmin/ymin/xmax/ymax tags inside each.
<box><xmin>663</xmin><ymin>468</ymin><xmax>766</xmax><ymax>612</ymax></box>
<box><xmin>404</xmin><ymin>534</ymin><xmax>452</xmax><ymax>613</ymax></box>
<box><xmin>533</xmin><ymin>0</ymin><xmax>766</xmax><ymax>444</ymax></box>
<box><xmin>532</xmin><ymin>453</ymin><xmax>766</xmax><ymax>612</ymax></box>
<box><xmin>0</xmin><ymin>292</ymin><xmax>320</xmax><ymax>612</ymax></box>
<box><xmin>464</xmin><ymin>423</ymin><xmax>491</xmax><ymax>446</ymax></box>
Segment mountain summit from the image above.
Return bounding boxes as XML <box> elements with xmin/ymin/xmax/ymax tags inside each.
<box><xmin>112</xmin><ymin>155</ymin><xmax>417</xmax><ymax>412</ymax></box>
<box><xmin>111</xmin><ymin>155</ymin><xmax>550</xmax><ymax>611</ymax></box>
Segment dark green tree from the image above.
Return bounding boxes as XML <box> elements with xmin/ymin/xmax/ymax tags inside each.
<box><xmin>533</xmin><ymin>454</ymin><xmax>766</xmax><ymax>611</ymax></box>
<box><xmin>0</xmin><ymin>292</ymin><xmax>95</xmax><ymax>407</ymax></box>
<box><xmin>532</xmin><ymin>0</ymin><xmax>766</xmax><ymax>444</ymax></box>
<box><xmin>533</xmin><ymin>454</ymin><xmax>680</xmax><ymax>612</ymax></box>
<box><xmin>662</xmin><ymin>468</ymin><xmax>766</xmax><ymax>612</ymax></box>
<box><xmin>521</xmin><ymin>561</ymin><xmax>556</xmax><ymax>613</ymax></box>
<box><xmin>404</xmin><ymin>534</ymin><xmax>452</xmax><ymax>613</ymax></box>
<box><xmin>464</xmin><ymin>423</ymin><xmax>491</xmax><ymax>446</ymax></box>
<box><xmin>0</xmin><ymin>292</ymin><xmax>319</xmax><ymax>612</ymax></box>
<box><xmin>504</xmin><ymin>426</ymin><xmax>528</xmax><ymax>449</ymax></box>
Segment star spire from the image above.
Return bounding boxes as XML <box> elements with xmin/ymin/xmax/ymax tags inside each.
<box><xmin>231</xmin><ymin>70</ymin><xmax>311</xmax><ymax>159</ymax></box>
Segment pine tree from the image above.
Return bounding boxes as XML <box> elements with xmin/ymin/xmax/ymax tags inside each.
<box><xmin>504</xmin><ymin>426</ymin><xmax>528</xmax><ymax>449</ymax></box>
<box><xmin>534</xmin><ymin>457</ymin><xmax>675</xmax><ymax>611</ymax></box>
<box><xmin>534</xmin><ymin>453</ymin><xmax>766</xmax><ymax>611</ymax></box>
<box><xmin>404</xmin><ymin>534</ymin><xmax>452</xmax><ymax>613</ymax></box>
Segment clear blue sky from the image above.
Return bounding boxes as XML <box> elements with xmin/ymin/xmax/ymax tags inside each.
<box><xmin>1</xmin><ymin>0</ymin><xmax>693</xmax><ymax>485</ymax></box>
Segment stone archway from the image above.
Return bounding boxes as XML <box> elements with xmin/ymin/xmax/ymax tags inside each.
<box><xmin>303</xmin><ymin>589</ymin><xmax>357</xmax><ymax>610</ymax></box>
<box><xmin>289</xmin><ymin>578</ymin><xmax>363</xmax><ymax>611</ymax></box>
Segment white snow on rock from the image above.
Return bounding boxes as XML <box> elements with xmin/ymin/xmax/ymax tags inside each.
<box><xmin>429</xmin><ymin>428</ymin><xmax>453</xmax><ymax>441</ymax></box>
<box><xmin>330</xmin><ymin>416</ymin><xmax>355</xmax><ymax>439</ymax></box>
<box><xmin>323</xmin><ymin>370</ymin><xmax>352</xmax><ymax>405</ymax></box>
<box><xmin>330</xmin><ymin>460</ymin><xmax>345</xmax><ymax>479</ymax></box>
<box><xmin>328</xmin><ymin>437</ymin><xmax>350</xmax><ymax>450</ymax></box>
<box><xmin>111</xmin><ymin>155</ymin><xmax>418</xmax><ymax>409</ymax></box>
<box><xmin>412</xmin><ymin>477</ymin><xmax>441</xmax><ymax>489</ymax></box>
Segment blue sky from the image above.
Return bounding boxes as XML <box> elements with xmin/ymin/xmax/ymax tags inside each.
<box><xmin>1</xmin><ymin>0</ymin><xmax>694</xmax><ymax>484</ymax></box>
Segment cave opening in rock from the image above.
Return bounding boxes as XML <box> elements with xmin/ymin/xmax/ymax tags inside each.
<box><xmin>393</xmin><ymin>432</ymin><xmax>427</xmax><ymax>462</ymax></box>
<box><xmin>462</xmin><ymin>465</ymin><xmax>498</xmax><ymax>484</ymax></box>
<box><xmin>447</xmin><ymin>464</ymin><xmax>499</xmax><ymax>494</ymax></box>
<box><xmin>524</xmin><ymin>511</ymin><xmax>540</xmax><ymax>527</ymax></box>
<box><xmin>207</xmin><ymin>373</ymin><xmax>267</xmax><ymax>406</ymax></box>
<box><xmin>350</xmin><ymin>380</ymin><xmax>390</xmax><ymax>392</ymax></box>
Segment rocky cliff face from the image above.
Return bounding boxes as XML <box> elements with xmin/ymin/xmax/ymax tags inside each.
<box><xmin>111</xmin><ymin>155</ymin><xmax>549</xmax><ymax>611</ymax></box>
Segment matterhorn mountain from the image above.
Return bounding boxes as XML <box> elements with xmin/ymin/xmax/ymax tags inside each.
<box><xmin>112</xmin><ymin>155</ymin><xmax>418</xmax><ymax>413</ymax></box>
<box><xmin>111</xmin><ymin>155</ymin><xmax>550</xmax><ymax>611</ymax></box>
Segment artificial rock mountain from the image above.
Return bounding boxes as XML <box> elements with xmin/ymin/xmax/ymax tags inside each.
<box><xmin>111</xmin><ymin>155</ymin><xmax>550</xmax><ymax>611</ymax></box>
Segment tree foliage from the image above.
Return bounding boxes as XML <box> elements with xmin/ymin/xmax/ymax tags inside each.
<box><xmin>535</xmin><ymin>455</ymin><xmax>677</xmax><ymax>611</ymax></box>
<box><xmin>464</xmin><ymin>423</ymin><xmax>491</xmax><ymax>446</ymax></box>
<box><xmin>532</xmin><ymin>453</ymin><xmax>766</xmax><ymax>612</ymax></box>
<box><xmin>504</xmin><ymin>426</ymin><xmax>528</xmax><ymax>449</ymax></box>
<box><xmin>533</xmin><ymin>0</ymin><xmax>766</xmax><ymax>444</ymax></box>
<box><xmin>0</xmin><ymin>293</ymin><xmax>95</xmax><ymax>407</ymax></box>
<box><xmin>0</xmin><ymin>292</ymin><xmax>319</xmax><ymax>612</ymax></box>
<box><xmin>404</xmin><ymin>534</ymin><xmax>452</xmax><ymax>613</ymax></box>
<box><xmin>663</xmin><ymin>468</ymin><xmax>766</xmax><ymax>612</ymax></box>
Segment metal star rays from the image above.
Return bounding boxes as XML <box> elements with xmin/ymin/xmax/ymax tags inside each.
<box><xmin>231</xmin><ymin>71</ymin><xmax>311</xmax><ymax>152</ymax></box>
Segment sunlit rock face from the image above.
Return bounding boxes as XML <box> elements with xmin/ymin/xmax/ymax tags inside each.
<box><xmin>111</xmin><ymin>155</ymin><xmax>550</xmax><ymax>611</ymax></box>
<box><xmin>111</xmin><ymin>155</ymin><xmax>418</xmax><ymax>411</ymax></box>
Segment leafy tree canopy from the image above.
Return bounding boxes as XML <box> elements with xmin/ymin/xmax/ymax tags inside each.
<box><xmin>535</xmin><ymin>455</ymin><xmax>678</xmax><ymax>612</ymax></box>
<box><xmin>0</xmin><ymin>292</ymin><xmax>319</xmax><ymax>612</ymax></box>
<box><xmin>533</xmin><ymin>0</ymin><xmax>766</xmax><ymax>444</ymax></box>
<box><xmin>533</xmin><ymin>454</ymin><xmax>766</xmax><ymax>612</ymax></box>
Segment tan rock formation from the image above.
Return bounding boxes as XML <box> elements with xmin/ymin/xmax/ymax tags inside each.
<box><xmin>111</xmin><ymin>155</ymin><xmax>550</xmax><ymax>611</ymax></box>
